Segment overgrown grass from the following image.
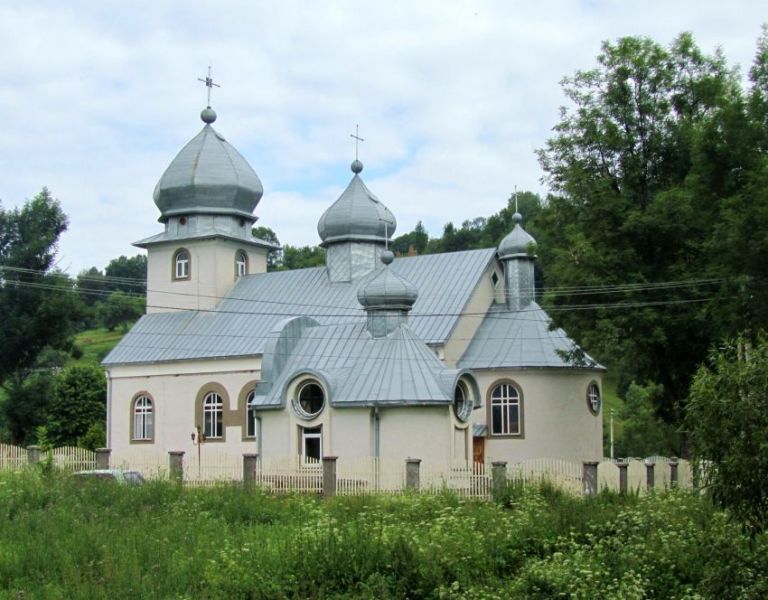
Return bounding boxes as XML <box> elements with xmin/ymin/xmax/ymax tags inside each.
<box><xmin>72</xmin><ymin>327</ymin><xmax>126</xmax><ymax>364</ymax></box>
<box><xmin>0</xmin><ymin>471</ymin><xmax>765</xmax><ymax>599</ymax></box>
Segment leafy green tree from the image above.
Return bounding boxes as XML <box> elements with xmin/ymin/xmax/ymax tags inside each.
<box><xmin>97</xmin><ymin>291</ymin><xmax>144</xmax><ymax>332</ymax></box>
<box><xmin>0</xmin><ymin>189</ymin><xmax>83</xmax><ymax>387</ymax></box>
<box><xmin>536</xmin><ymin>33</ymin><xmax>750</xmax><ymax>422</ymax></box>
<box><xmin>104</xmin><ymin>254</ymin><xmax>146</xmax><ymax>294</ymax></box>
<box><xmin>686</xmin><ymin>335</ymin><xmax>768</xmax><ymax>532</ymax></box>
<box><xmin>613</xmin><ymin>382</ymin><xmax>680</xmax><ymax>457</ymax></box>
<box><xmin>252</xmin><ymin>226</ymin><xmax>282</xmax><ymax>270</ymax></box>
<box><xmin>280</xmin><ymin>244</ymin><xmax>325</xmax><ymax>270</ymax></box>
<box><xmin>46</xmin><ymin>363</ymin><xmax>106</xmax><ymax>448</ymax></box>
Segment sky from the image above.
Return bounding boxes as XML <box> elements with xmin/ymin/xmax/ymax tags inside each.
<box><xmin>0</xmin><ymin>1</ymin><xmax>765</xmax><ymax>275</ymax></box>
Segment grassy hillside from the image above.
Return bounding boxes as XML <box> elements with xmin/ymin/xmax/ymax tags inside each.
<box><xmin>73</xmin><ymin>327</ymin><xmax>126</xmax><ymax>365</ymax></box>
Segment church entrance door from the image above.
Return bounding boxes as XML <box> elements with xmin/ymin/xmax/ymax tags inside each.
<box><xmin>472</xmin><ymin>437</ymin><xmax>485</xmax><ymax>464</ymax></box>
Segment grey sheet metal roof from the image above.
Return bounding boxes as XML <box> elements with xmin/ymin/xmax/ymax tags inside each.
<box><xmin>252</xmin><ymin>320</ymin><xmax>457</xmax><ymax>408</ymax></box>
<box><xmin>473</xmin><ymin>423</ymin><xmax>488</xmax><ymax>437</ymax></box>
<box><xmin>153</xmin><ymin>113</ymin><xmax>263</xmax><ymax>222</ymax></box>
<box><xmin>103</xmin><ymin>248</ymin><xmax>496</xmax><ymax>365</ymax></box>
<box><xmin>458</xmin><ymin>302</ymin><xmax>605</xmax><ymax>370</ymax></box>
<box><xmin>133</xmin><ymin>229</ymin><xmax>278</xmax><ymax>250</ymax></box>
<box><xmin>317</xmin><ymin>161</ymin><xmax>396</xmax><ymax>246</ymax></box>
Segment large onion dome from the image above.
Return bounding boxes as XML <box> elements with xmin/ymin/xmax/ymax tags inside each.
<box><xmin>357</xmin><ymin>251</ymin><xmax>418</xmax><ymax>311</ymax></box>
<box><xmin>498</xmin><ymin>212</ymin><xmax>537</xmax><ymax>259</ymax></box>
<box><xmin>152</xmin><ymin>107</ymin><xmax>263</xmax><ymax>223</ymax></box>
<box><xmin>317</xmin><ymin>160</ymin><xmax>396</xmax><ymax>246</ymax></box>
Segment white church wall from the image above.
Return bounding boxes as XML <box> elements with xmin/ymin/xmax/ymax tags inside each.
<box><xmin>442</xmin><ymin>262</ymin><xmax>496</xmax><ymax>367</ymax></box>
<box><xmin>107</xmin><ymin>359</ymin><xmax>261</xmax><ymax>466</ymax></box>
<box><xmin>378</xmin><ymin>407</ymin><xmax>452</xmax><ymax>463</ymax></box>
<box><xmin>146</xmin><ymin>239</ymin><xmax>267</xmax><ymax>313</ymax></box>
<box><xmin>472</xmin><ymin>368</ymin><xmax>603</xmax><ymax>463</ymax></box>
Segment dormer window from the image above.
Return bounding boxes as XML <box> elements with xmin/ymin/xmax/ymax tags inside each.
<box><xmin>235</xmin><ymin>250</ymin><xmax>248</xmax><ymax>278</ymax></box>
<box><xmin>173</xmin><ymin>249</ymin><xmax>190</xmax><ymax>280</ymax></box>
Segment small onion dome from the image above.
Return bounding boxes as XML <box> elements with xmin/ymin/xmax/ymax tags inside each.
<box><xmin>357</xmin><ymin>250</ymin><xmax>418</xmax><ymax>311</ymax></box>
<box><xmin>152</xmin><ymin>108</ymin><xmax>263</xmax><ymax>223</ymax></box>
<box><xmin>498</xmin><ymin>212</ymin><xmax>537</xmax><ymax>259</ymax></box>
<box><xmin>317</xmin><ymin>160</ymin><xmax>396</xmax><ymax>246</ymax></box>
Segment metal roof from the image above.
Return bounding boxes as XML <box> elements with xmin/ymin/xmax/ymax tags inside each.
<box><xmin>153</xmin><ymin>117</ymin><xmax>263</xmax><ymax>223</ymax></box>
<box><xmin>317</xmin><ymin>162</ymin><xmax>396</xmax><ymax>246</ymax></box>
<box><xmin>498</xmin><ymin>213</ymin><xmax>537</xmax><ymax>259</ymax></box>
<box><xmin>102</xmin><ymin>248</ymin><xmax>496</xmax><ymax>365</ymax></box>
<box><xmin>252</xmin><ymin>320</ymin><xmax>457</xmax><ymax>408</ymax></box>
<box><xmin>458</xmin><ymin>302</ymin><xmax>605</xmax><ymax>370</ymax></box>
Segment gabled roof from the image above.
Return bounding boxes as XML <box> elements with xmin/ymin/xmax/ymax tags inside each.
<box><xmin>102</xmin><ymin>248</ymin><xmax>496</xmax><ymax>366</ymax></box>
<box><xmin>252</xmin><ymin>320</ymin><xmax>460</xmax><ymax>408</ymax></box>
<box><xmin>458</xmin><ymin>302</ymin><xmax>605</xmax><ymax>370</ymax></box>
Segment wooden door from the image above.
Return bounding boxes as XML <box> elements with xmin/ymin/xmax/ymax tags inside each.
<box><xmin>473</xmin><ymin>437</ymin><xmax>485</xmax><ymax>464</ymax></box>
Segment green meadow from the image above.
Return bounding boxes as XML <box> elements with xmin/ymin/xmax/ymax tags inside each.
<box><xmin>0</xmin><ymin>471</ymin><xmax>765</xmax><ymax>599</ymax></box>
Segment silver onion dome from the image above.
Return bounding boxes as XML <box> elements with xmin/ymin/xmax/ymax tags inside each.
<box><xmin>498</xmin><ymin>212</ymin><xmax>537</xmax><ymax>259</ymax></box>
<box><xmin>357</xmin><ymin>251</ymin><xmax>418</xmax><ymax>311</ymax></box>
<box><xmin>152</xmin><ymin>108</ymin><xmax>263</xmax><ymax>223</ymax></box>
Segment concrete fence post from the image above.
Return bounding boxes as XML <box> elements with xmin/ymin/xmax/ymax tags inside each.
<box><xmin>491</xmin><ymin>461</ymin><xmax>507</xmax><ymax>500</ymax></box>
<box><xmin>243</xmin><ymin>453</ymin><xmax>259</xmax><ymax>488</ymax></box>
<box><xmin>169</xmin><ymin>451</ymin><xmax>185</xmax><ymax>483</ymax></box>
<box><xmin>669</xmin><ymin>458</ymin><xmax>679</xmax><ymax>488</ymax></box>
<box><xmin>322</xmin><ymin>456</ymin><xmax>338</xmax><ymax>497</ymax></box>
<box><xmin>27</xmin><ymin>445</ymin><xmax>41</xmax><ymax>465</ymax></box>
<box><xmin>618</xmin><ymin>460</ymin><xmax>629</xmax><ymax>494</ymax></box>
<box><xmin>582</xmin><ymin>461</ymin><xmax>599</xmax><ymax>497</ymax></box>
<box><xmin>95</xmin><ymin>448</ymin><xmax>111</xmax><ymax>470</ymax></box>
<box><xmin>405</xmin><ymin>458</ymin><xmax>421</xmax><ymax>491</ymax></box>
<box><xmin>645</xmin><ymin>460</ymin><xmax>655</xmax><ymax>491</ymax></box>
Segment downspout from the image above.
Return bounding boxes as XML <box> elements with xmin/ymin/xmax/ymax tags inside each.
<box><xmin>373</xmin><ymin>404</ymin><xmax>380</xmax><ymax>459</ymax></box>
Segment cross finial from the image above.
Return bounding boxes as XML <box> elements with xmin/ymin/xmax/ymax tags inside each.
<box><xmin>198</xmin><ymin>65</ymin><xmax>221</xmax><ymax>107</ymax></box>
<box><xmin>514</xmin><ymin>185</ymin><xmax>518</xmax><ymax>213</ymax></box>
<box><xmin>350</xmin><ymin>124</ymin><xmax>364</xmax><ymax>161</ymax></box>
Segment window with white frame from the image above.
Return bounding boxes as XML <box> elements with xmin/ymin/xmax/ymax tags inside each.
<box><xmin>246</xmin><ymin>390</ymin><xmax>258</xmax><ymax>438</ymax></box>
<box><xmin>133</xmin><ymin>395</ymin><xmax>153</xmax><ymax>441</ymax></box>
<box><xmin>174</xmin><ymin>249</ymin><xmax>190</xmax><ymax>279</ymax></box>
<box><xmin>203</xmin><ymin>392</ymin><xmax>223</xmax><ymax>438</ymax></box>
<box><xmin>587</xmin><ymin>382</ymin><xmax>601</xmax><ymax>415</ymax></box>
<box><xmin>453</xmin><ymin>380</ymin><xmax>473</xmax><ymax>423</ymax></box>
<box><xmin>235</xmin><ymin>250</ymin><xmax>248</xmax><ymax>278</ymax></box>
<box><xmin>301</xmin><ymin>426</ymin><xmax>322</xmax><ymax>464</ymax></box>
<box><xmin>293</xmin><ymin>381</ymin><xmax>325</xmax><ymax>419</ymax></box>
<box><xmin>490</xmin><ymin>383</ymin><xmax>521</xmax><ymax>436</ymax></box>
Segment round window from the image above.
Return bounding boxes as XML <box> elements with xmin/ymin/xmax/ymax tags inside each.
<box><xmin>453</xmin><ymin>380</ymin><xmax>473</xmax><ymax>423</ymax></box>
<box><xmin>295</xmin><ymin>381</ymin><xmax>325</xmax><ymax>419</ymax></box>
<box><xmin>587</xmin><ymin>382</ymin><xmax>601</xmax><ymax>415</ymax></box>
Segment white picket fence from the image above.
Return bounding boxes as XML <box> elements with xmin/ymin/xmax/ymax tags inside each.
<box><xmin>0</xmin><ymin>442</ymin><xmax>696</xmax><ymax>499</ymax></box>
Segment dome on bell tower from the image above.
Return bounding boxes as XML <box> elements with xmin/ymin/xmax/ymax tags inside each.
<box><xmin>152</xmin><ymin>107</ymin><xmax>263</xmax><ymax>223</ymax></box>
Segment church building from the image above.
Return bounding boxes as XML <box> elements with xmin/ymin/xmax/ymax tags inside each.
<box><xmin>103</xmin><ymin>100</ymin><xmax>604</xmax><ymax>469</ymax></box>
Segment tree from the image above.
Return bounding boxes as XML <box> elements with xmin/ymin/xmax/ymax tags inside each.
<box><xmin>686</xmin><ymin>335</ymin><xmax>768</xmax><ymax>532</ymax></box>
<box><xmin>535</xmin><ymin>33</ymin><xmax>751</xmax><ymax>423</ymax></box>
<box><xmin>97</xmin><ymin>291</ymin><xmax>144</xmax><ymax>332</ymax></box>
<box><xmin>280</xmin><ymin>244</ymin><xmax>325</xmax><ymax>270</ymax></box>
<box><xmin>253</xmin><ymin>225</ymin><xmax>282</xmax><ymax>270</ymax></box>
<box><xmin>0</xmin><ymin>189</ymin><xmax>83</xmax><ymax>387</ymax></box>
<box><xmin>104</xmin><ymin>254</ymin><xmax>147</xmax><ymax>294</ymax></box>
<box><xmin>46</xmin><ymin>363</ymin><xmax>106</xmax><ymax>448</ymax></box>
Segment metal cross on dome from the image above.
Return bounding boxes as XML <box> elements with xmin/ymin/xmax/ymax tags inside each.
<box><xmin>198</xmin><ymin>65</ymin><xmax>221</xmax><ymax>107</ymax></box>
<box><xmin>350</xmin><ymin>124</ymin><xmax>364</xmax><ymax>161</ymax></box>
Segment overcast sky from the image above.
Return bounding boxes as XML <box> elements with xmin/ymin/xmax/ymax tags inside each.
<box><xmin>1</xmin><ymin>1</ymin><xmax>765</xmax><ymax>275</ymax></box>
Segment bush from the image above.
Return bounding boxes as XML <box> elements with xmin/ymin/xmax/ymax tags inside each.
<box><xmin>46</xmin><ymin>363</ymin><xmax>106</xmax><ymax>447</ymax></box>
<box><xmin>686</xmin><ymin>334</ymin><xmax>768</xmax><ymax>532</ymax></box>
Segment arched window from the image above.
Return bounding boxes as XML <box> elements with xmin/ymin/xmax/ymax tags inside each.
<box><xmin>203</xmin><ymin>392</ymin><xmax>223</xmax><ymax>438</ymax></box>
<box><xmin>246</xmin><ymin>390</ymin><xmax>258</xmax><ymax>438</ymax></box>
<box><xmin>174</xmin><ymin>249</ymin><xmax>190</xmax><ymax>280</ymax></box>
<box><xmin>453</xmin><ymin>380</ymin><xmax>473</xmax><ymax>423</ymax></box>
<box><xmin>490</xmin><ymin>382</ymin><xmax>521</xmax><ymax>436</ymax></box>
<box><xmin>132</xmin><ymin>395</ymin><xmax>153</xmax><ymax>441</ymax></box>
<box><xmin>293</xmin><ymin>381</ymin><xmax>325</xmax><ymax>419</ymax></box>
<box><xmin>235</xmin><ymin>250</ymin><xmax>248</xmax><ymax>278</ymax></box>
<box><xmin>587</xmin><ymin>382</ymin><xmax>601</xmax><ymax>415</ymax></box>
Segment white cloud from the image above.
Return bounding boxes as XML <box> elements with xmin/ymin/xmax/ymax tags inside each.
<box><xmin>0</xmin><ymin>0</ymin><xmax>764</xmax><ymax>272</ymax></box>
